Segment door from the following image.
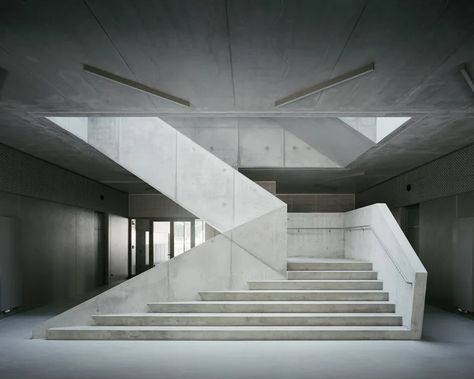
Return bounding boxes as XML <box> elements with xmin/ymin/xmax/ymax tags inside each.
<box><xmin>0</xmin><ymin>216</ymin><xmax>21</xmax><ymax>311</ymax></box>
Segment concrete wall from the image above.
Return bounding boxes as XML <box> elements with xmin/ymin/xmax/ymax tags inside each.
<box><xmin>344</xmin><ymin>204</ymin><xmax>427</xmax><ymax>338</ymax></box>
<box><xmin>391</xmin><ymin>192</ymin><xmax>474</xmax><ymax>310</ymax></box>
<box><xmin>0</xmin><ymin>190</ymin><xmax>127</xmax><ymax>310</ymax></box>
<box><xmin>0</xmin><ymin>143</ymin><xmax>129</xmax><ymax>311</ymax></box>
<box><xmin>356</xmin><ymin>143</ymin><xmax>474</xmax><ymax>311</ymax></box>
<box><xmin>35</xmin><ymin>116</ymin><xmax>288</xmax><ymax>337</ymax></box>
<box><xmin>357</xmin><ymin>143</ymin><xmax>474</xmax><ymax>209</ymax></box>
<box><xmin>287</xmin><ymin>213</ymin><xmax>345</xmax><ymax>258</ymax></box>
<box><xmin>129</xmin><ymin>194</ymin><xmax>194</xmax><ymax>219</ymax></box>
<box><xmin>0</xmin><ymin>142</ymin><xmax>128</xmax><ymax>216</ymax></box>
<box><xmin>130</xmin><ymin>191</ymin><xmax>354</xmax><ymax>218</ymax></box>
<box><xmin>170</xmin><ymin>118</ymin><xmax>341</xmax><ymax>169</ymax></box>
<box><xmin>278</xmin><ymin>194</ymin><xmax>355</xmax><ymax>212</ymax></box>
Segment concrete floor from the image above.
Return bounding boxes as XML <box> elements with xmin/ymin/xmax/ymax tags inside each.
<box><xmin>0</xmin><ymin>305</ymin><xmax>473</xmax><ymax>379</ymax></box>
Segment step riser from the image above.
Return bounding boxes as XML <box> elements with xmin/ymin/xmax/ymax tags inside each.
<box><xmin>287</xmin><ymin>262</ymin><xmax>372</xmax><ymax>271</ymax></box>
<box><xmin>248</xmin><ymin>282</ymin><xmax>383</xmax><ymax>290</ymax></box>
<box><xmin>47</xmin><ymin>329</ymin><xmax>410</xmax><ymax>340</ymax></box>
<box><xmin>199</xmin><ymin>292</ymin><xmax>389</xmax><ymax>301</ymax></box>
<box><xmin>288</xmin><ymin>271</ymin><xmax>377</xmax><ymax>280</ymax></box>
<box><xmin>93</xmin><ymin>316</ymin><xmax>402</xmax><ymax>327</ymax></box>
<box><xmin>148</xmin><ymin>303</ymin><xmax>396</xmax><ymax>313</ymax></box>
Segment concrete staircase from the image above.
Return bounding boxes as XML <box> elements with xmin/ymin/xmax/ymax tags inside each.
<box><xmin>47</xmin><ymin>258</ymin><xmax>409</xmax><ymax>340</ymax></box>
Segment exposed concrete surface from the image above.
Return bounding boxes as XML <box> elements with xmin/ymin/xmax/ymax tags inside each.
<box><xmin>355</xmin><ymin>143</ymin><xmax>474</xmax><ymax>312</ymax></box>
<box><xmin>1</xmin><ymin>305</ymin><xmax>473</xmax><ymax>378</ymax></box>
<box><xmin>278</xmin><ymin>193</ymin><xmax>355</xmax><ymax>212</ymax></box>
<box><xmin>0</xmin><ymin>189</ymin><xmax>128</xmax><ymax>310</ymax></box>
<box><xmin>0</xmin><ymin>1</ymin><xmax>473</xmax><ymax>194</ymax></box>
<box><xmin>287</xmin><ymin>213</ymin><xmax>345</xmax><ymax>258</ymax></box>
<box><xmin>35</xmin><ymin>117</ymin><xmax>287</xmax><ymax>337</ymax></box>
<box><xmin>285</xmin><ymin>206</ymin><xmax>426</xmax><ymax>337</ymax></box>
<box><xmin>344</xmin><ymin>204</ymin><xmax>427</xmax><ymax>337</ymax></box>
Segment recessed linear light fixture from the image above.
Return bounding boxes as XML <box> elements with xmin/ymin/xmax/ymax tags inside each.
<box><xmin>460</xmin><ymin>63</ymin><xmax>474</xmax><ymax>93</ymax></box>
<box><xmin>83</xmin><ymin>64</ymin><xmax>191</xmax><ymax>107</ymax></box>
<box><xmin>274</xmin><ymin>63</ymin><xmax>375</xmax><ymax>107</ymax></box>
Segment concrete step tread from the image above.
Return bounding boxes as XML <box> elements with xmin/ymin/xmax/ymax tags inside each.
<box><xmin>288</xmin><ymin>271</ymin><xmax>376</xmax><ymax>274</ymax></box>
<box><xmin>250</xmin><ymin>280</ymin><xmax>382</xmax><ymax>283</ymax></box>
<box><xmin>94</xmin><ymin>313</ymin><xmax>401</xmax><ymax>318</ymax></box>
<box><xmin>287</xmin><ymin>258</ymin><xmax>369</xmax><ymax>263</ymax></box>
<box><xmin>48</xmin><ymin>326</ymin><xmax>411</xmax><ymax>340</ymax></box>
<box><xmin>248</xmin><ymin>280</ymin><xmax>383</xmax><ymax>290</ymax></box>
<box><xmin>200</xmin><ymin>290</ymin><xmax>387</xmax><ymax>293</ymax></box>
<box><xmin>287</xmin><ymin>261</ymin><xmax>373</xmax><ymax>271</ymax></box>
<box><xmin>200</xmin><ymin>290</ymin><xmax>389</xmax><ymax>301</ymax></box>
<box><xmin>148</xmin><ymin>301</ymin><xmax>394</xmax><ymax>305</ymax></box>
<box><xmin>288</xmin><ymin>271</ymin><xmax>378</xmax><ymax>280</ymax></box>
<box><xmin>49</xmin><ymin>325</ymin><xmax>409</xmax><ymax>331</ymax></box>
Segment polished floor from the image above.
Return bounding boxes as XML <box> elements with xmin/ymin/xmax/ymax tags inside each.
<box><xmin>0</xmin><ymin>305</ymin><xmax>473</xmax><ymax>379</ymax></box>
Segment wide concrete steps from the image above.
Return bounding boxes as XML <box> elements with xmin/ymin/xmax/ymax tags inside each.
<box><xmin>248</xmin><ymin>280</ymin><xmax>383</xmax><ymax>290</ymax></box>
<box><xmin>92</xmin><ymin>312</ymin><xmax>402</xmax><ymax>326</ymax></box>
<box><xmin>199</xmin><ymin>290</ymin><xmax>389</xmax><ymax>301</ymax></box>
<box><xmin>148</xmin><ymin>301</ymin><xmax>396</xmax><ymax>313</ymax></box>
<box><xmin>46</xmin><ymin>258</ymin><xmax>402</xmax><ymax>340</ymax></box>
<box><xmin>47</xmin><ymin>325</ymin><xmax>410</xmax><ymax>340</ymax></box>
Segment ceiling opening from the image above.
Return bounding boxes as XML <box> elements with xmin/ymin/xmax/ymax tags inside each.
<box><xmin>339</xmin><ymin>117</ymin><xmax>411</xmax><ymax>143</ymax></box>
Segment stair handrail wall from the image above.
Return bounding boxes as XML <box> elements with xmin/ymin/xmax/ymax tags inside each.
<box><xmin>288</xmin><ymin>225</ymin><xmax>412</xmax><ymax>285</ymax></box>
<box><xmin>345</xmin><ymin>226</ymin><xmax>413</xmax><ymax>285</ymax></box>
<box><xmin>343</xmin><ymin>204</ymin><xmax>427</xmax><ymax>339</ymax></box>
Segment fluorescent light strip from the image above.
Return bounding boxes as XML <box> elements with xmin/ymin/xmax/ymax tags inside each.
<box><xmin>275</xmin><ymin>63</ymin><xmax>375</xmax><ymax>107</ymax></box>
<box><xmin>460</xmin><ymin>64</ymin><xmax>474</xmax><ymax>93</ymax></box>
<box><xmin>83</xmin><ymin>64</ymin><xmax>191</xmax><ymax>107</ymax></box>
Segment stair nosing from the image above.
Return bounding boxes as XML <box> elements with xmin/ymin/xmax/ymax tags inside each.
<box><xmin>199</xmin><ymin>290</ymin><xmax>388</xmax><ymax>293</ymax></box>
<box><xmin>93</xmin><ymin>313</ymin><xmax>401</xmax><ymax>318</ymax></box>
<box><xmin>148</xmin><ymin>301</ymin><xmax>394</xmax><ymax>305</ymax></box>
<box><xmin>249</xmin><ymin>280</ymin><xmax>382</xmax><ymax>283</ymax></box>
<box><xmin>49</xmin><ymin>325</ymin><xmax>410</xmax><ymax>331</ymax></box>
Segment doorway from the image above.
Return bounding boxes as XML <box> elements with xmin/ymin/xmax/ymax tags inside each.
<box><xmin>400</xmin><ymin>204</ymin><xmax>420</xmax><ymax>254</ymax></box>
<box><xmin>129</xmin><ymin>218</ymin><xmax>207</xmax><ymax>276</ymax></box>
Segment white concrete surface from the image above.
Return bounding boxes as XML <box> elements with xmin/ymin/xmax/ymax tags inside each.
<box><xmin>344</xmin><ymin>204</ymin><xmax>427</xmax><ymax>338</ymax></box>
<box><xmin>199</xmin><ymin>290</ymin><xmax>389</xmax><ymax>302</ymax></box>
<box><xmin>37</xmin><ymin>117</ymin><xmax>288</xmax><ymax>338</ymax></box>
<box><xmin>287</xmin><ymin>213</ymin><xmax>345</xmax><ymax>258</ymax></box>
<box><xmin>247</xmin><ymin>280</ymin><xmax>383</xmax><ymax>290</ymax></box>
<box><xmin>148</xmin><ymin>301</ymin><xmax>396</xmax><ymax>313</ymax></box>
<box><xmin>47</xmin><ymin>325</ymin><xmax>410</xmax><ymax>340</ymax></box>
<box><xmin>42</xmin><ymin>257</ymin><xmax>410</xmax><ymax>340</ymax></box>
<box><xmin>287</xmin><ymin>206</ymin><xmax>427</xmax><ymax>339</ymax></box>
<box><xmin>91</xmin><ymin>313</ymin><xmax>402</xmax><ymax>327</ymax></box>
<box><xmin>1</xmin><ymin>305</ymin><xmax>474</xmax><ymax>378</ymax></box>
<box><xmin>176</xmin><ymin>121</ymin><xmax>341</xmax><ymax>169</ymax></box>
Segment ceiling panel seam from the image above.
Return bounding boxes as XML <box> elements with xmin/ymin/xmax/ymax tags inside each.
<box><xmin>225</xmin><ymin>0</ymin><xmax>236</xmax><ymax>107</ymax></box>
<box><xmin>313</xmin><ymin>0</ymin><xmax>368</xmax><ymax>106</ymax></box>
<box><xmin>81</xmin><ymin>0</ymin><xmax>159</xmax><ymax>112</ymax></box>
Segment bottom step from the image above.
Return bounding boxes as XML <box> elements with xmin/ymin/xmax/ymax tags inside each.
<box><xmin>47</xmin><ymin>325</ymin><xmax>411</xmax><ymax>340</ymax></box>
<box><xmin>93</xmin><ymin>313</ymin><xmax>402</xmax><ymax>326</ymax></box>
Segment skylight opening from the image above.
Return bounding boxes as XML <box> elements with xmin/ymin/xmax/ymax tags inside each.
<box><xmin>339</xmin><ymin>117</ymin><xmax>411</xmax><ymax>143</ymax></box>
<box><xmin>375</xmin><ymin>117</ymin><xmax>411</xmax><ymax>143</ymax></box>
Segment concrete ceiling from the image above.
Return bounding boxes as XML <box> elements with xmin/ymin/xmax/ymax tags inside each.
<box><xmin>0</xmin><ymin>0</ymin><xmax>473</xmax><ymax>194</ymax></box>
